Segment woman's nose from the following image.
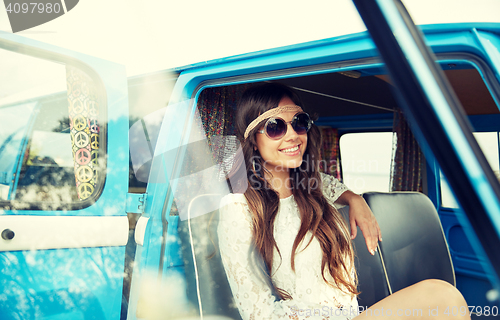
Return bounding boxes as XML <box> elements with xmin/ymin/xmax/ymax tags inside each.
<box><xmin>284</xmin><ymin>123</ymin><xmax>299</xmax><ymax>140</ymax></box>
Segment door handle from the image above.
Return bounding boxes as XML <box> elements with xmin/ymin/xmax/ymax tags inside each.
<box><xmin>1</xmin><ymin>229</ymin><xmax>15</xmax><ymax>240</ymax></box>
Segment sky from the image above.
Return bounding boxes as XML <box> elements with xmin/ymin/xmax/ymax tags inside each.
<box><xmin>1</xmin><ymin>0</ymin><xmax>500</xmax><ymax>76</ymax></box>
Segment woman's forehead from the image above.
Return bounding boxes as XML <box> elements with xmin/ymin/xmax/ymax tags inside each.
<box><xmin>279</xmin><ymin>95</ymin><xmax>295</xmax><ymax>106</ymax></box>
<box><xmin>269</xmin><ymin>111</ymin><xmax>297</xmax><ymax>121</ymax></box>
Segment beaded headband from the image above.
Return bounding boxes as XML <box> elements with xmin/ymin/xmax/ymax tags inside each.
<box><xmin>243</xmin><ymin>105</ymin><xmax>304</xmax><ymax>139</ymax></box>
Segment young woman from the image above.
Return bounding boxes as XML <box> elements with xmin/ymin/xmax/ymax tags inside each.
<box><xmin>217</xmin><ymin>83</ymin><xmax>469</xmax><ymax>320</ymax></box>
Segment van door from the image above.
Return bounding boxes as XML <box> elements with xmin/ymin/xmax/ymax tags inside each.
<box><xmin>0</xmin><ymin>32</ymin><xmax>129</xmax><ymax>320</ymax></box>
<box><xmin>352</xmin><ymin>0</ymin><xmax>500</xmax><ymax>289</ymax></box>
<box><xmin>126</xmin><ymin>79</ymin><xmax>245</xmax><ymax>318</ymax></box>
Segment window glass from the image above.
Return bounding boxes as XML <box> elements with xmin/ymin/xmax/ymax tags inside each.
<box><xmin>339</xmin><ymin>132</ymin><xmax>393</xmax><ymax>194</ymax></box>
<box><xmin>0</xmin><ymin>102</ymin><xmax>37</xmax><ymax>200</ymax></box>
<box><xmin>0</xmin><ymin>48</ymin><xmax>105</xmax><ymax>208</ymax></box>
<box><xmin>440</xmin><ymin>132</ymin><xmax>500</xmax><ymax>208</ymax></box>
<box><xmin>440</xmin><ymin>172</ymin><xmax>459</xmax><ymax>209</ymax></box>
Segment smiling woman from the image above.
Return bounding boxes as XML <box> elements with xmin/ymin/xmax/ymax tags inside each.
<box><xmin>3</xmin><ymin>0</ymin><xmax>500</xmax><ymax>317</ymax></box>
<box><xmin>218</xmin><ymin>83</ymin><xmax>362</xmax><ymax>319</ymax></box>
<box><xmin>214</xmin><ymin>82</ymin><xmax>470</xmax><ymax>320</ymax></box>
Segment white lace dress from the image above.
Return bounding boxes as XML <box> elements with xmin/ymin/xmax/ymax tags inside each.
<box><xmin>218</xmin><ymin>173</ymin><xmax>359</xmax><ymax>320</ymax></box>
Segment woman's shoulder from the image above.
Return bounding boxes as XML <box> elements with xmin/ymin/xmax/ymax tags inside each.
<box><xmin>220</xmin><ymin>193</ymin><xmax>247</xmax><ymax>206</ymax></box>
<box><xmin>219</xmin><ymin>193</ymin><xmax>250</xmax><ymax>217</ymax></box>
<box><xmin>320</xmin><ymin>172</ymin><xmax>333</xmax><ymax>183</ymax></box>
<box><xmin>219</xmin><ymin>193</ymin><xmax>252</xmax><ymax>225</ymax></box>
<box><xmin>319</xmin><ymin>172</ymin><xmax>342</xmax><ymax>189</ymax></box>
<box><xmin>319</xmin><ymin>172</ymin><xmax>349</xmax><ymax>204</ymax></box>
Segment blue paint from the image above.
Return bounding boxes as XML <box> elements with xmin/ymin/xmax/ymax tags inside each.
<box><xmin>0</xmin><ymin>32</ymin><xmax>129</xmax><ymax>319</ymax></box>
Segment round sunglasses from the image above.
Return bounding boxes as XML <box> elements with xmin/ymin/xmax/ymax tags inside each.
<box><xmin>257</xmin><ymin>113</ymin><xmax>313</xmax><ymax>140</ymax></box>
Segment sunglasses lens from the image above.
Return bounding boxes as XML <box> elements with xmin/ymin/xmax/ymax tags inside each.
<box><xmin>292</xmin><ymin>113</ymin><xmax>311</xmax><ymax>135</ymax></box>
<box><xmin>265</xmin><ymin>118</ymin><xmax>287</xmax><ymax>139</ymax></box>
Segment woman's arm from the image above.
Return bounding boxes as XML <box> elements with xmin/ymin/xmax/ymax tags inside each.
<box><xmin>321</xmin><ymin>173</ymin><xmax>382</xmax><ymax>255</ymax></box>
<box><xmin>336</xmin><ymin>191</ymin><xmax>382</xmax><ymax>255</ymax></box>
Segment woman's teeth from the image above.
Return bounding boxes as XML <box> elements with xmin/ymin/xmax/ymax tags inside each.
<box><xmin>281</xmin><ymin>146</ymin><xmax>299</xmax><ymax>153</ymax></box>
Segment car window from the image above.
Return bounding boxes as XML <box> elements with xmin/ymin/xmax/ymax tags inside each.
<box><xmin>0</xmin><ymin>47</ymin><xmax>106</xmax><ymax>209</ymax></box>
<box><xmin>339</xmin><ymin>132</ymin><xmax>393</xmax><ymax>194</ymax></box>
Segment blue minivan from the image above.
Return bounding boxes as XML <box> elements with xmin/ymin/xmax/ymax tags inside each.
<box><xmin>1</xmin><ymin>0</ymin><xmax>500</xmax><ymax>319</ymax></box>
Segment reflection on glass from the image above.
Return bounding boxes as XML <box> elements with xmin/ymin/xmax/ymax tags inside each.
<box><xmin>0</xmin><ymin>48</ymin><xmax>103</xmax><ymax>206</ymax></box>
<box><xmin>440</xmin><ymin>132</ymin><xmax>500</xmax><ymax>208</ymax></box>
<box><xmin>0</xmin><ymin>48</ymin><xmax>66</xmax><ymax>103</ymax></box>
<box><xmin>440</xmin><ymin>172</ymin><xmax>460</xmax><ymax>209</ymax></box>
<box><xmin>0</xmin><ymin>102</ymin><xmax>37</xmax><ymax>200</ymax></box>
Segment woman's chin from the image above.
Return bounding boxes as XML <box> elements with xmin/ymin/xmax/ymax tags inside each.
<box><xmin>284</xmin><ymin>159</ymin><xmax>303</xmax><ymax>169</ymax></box>
<box><xmin>263</xmin><ymin>159</ymin><xmax>303</xmax><ymax>172</ymax></box>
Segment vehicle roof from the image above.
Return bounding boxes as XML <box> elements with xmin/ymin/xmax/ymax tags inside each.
<box><xmin>172</xmin><ymin>22</ymin><xmax>500</xmax><ymax>74</ymax></box>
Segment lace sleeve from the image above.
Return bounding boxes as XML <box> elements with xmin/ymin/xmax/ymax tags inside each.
<box><xmin>320</xmin><ymin>173</ymin><xmax>349</xmax><ymax>208</ymax></box>
<box><xmin>218</xmin><ymin>194</ymin><xmax>357</xmax><ymax>320</ymax></box>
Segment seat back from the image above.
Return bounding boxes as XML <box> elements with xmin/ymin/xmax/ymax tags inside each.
<box><xmin>338</xmin><ymin>206</ymin><xmax>391</xmax><ymax>308</ymax></box>
<box><xmin>363</xmin><ymin>192</ymin><xmax>455</xmax><ymax>293</ymax></box>
<box><xmin>177</xmin><ymin>194</ymin><xmax>242</xmax><ymax>320</ymax></box>
<box><xmin>176</xmin><ymin>191</ymin><xmax>454</xmax><ymax>317</ymax></box>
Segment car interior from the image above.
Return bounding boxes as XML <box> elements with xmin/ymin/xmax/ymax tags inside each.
<box><xmin>123</xmin><ymin>56</ymin><xmax>500</xmax><ymax>318</ymax></box>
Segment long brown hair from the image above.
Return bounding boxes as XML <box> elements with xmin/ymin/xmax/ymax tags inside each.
<box><xmin>233</xmin><ymin>83</ymin><xmax>358</xmax><ymax>299</ymax></box>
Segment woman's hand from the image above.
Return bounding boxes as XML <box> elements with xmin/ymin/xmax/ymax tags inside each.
<box><xmin>338</xmin><ymin>191</ymin><xmax>382</xmax><ymax>255</ymax></box>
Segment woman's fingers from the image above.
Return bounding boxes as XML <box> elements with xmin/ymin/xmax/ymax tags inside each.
<box><xmin>359</xmin><ymin>219</ymin><xmax>379</xmax><ymax>255</ymax></box>
<box><xmin>354</xmin><ymin>210</ymin><xmax>381</xmax><ymax>254</ymax></box>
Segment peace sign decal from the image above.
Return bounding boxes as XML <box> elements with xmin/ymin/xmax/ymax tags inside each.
<box><xmin>76</xmin><ymin>166</ymin><xmax>93</xmax><ymax>183</ymax></box>
<box><xmin>67</xmin><ymin>66</ymin><xmax>100</xmax><ymax>201</ymax></box>
<box><xmin>71</xmin><ymin>99</ymin><xmax>84</xmax><ymax>115</ymax></box>
<box><xmin>78</xmin><ymin>183</ymin><xmax>94</xmax><ymax>200</ymax></box>
<box><xmin>73</xmin><ymin>115</ymin><xmax>87</xmax><ymax>131</ymax></box>
<box><xmin>75</xmin><ymin>148</ymin><xmax>91</xmax><ymax>165</ymax></box>
<box><xmin>74</xmin><ymin>131</ymin><xmax>89</xmax><ymax>148</ymax></box>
